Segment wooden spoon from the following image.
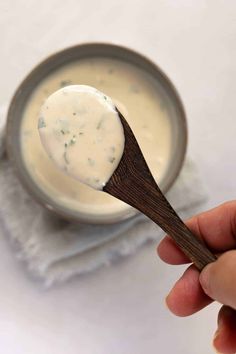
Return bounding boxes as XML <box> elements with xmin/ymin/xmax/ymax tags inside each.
<box><xmin>104</xmin><ymin>109</ymin><xmax>216</xmax><ymax>270</ymax></box>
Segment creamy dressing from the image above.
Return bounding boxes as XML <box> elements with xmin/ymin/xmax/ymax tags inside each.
<box><xmin>20</xmin><ymin>57</ymin><xmax>172</xmax><ymax>218</ymax></box>
<box><xmin>38</xmin><ymin>85</ymin><xmax>124</xmax><ymax>189</ymax></box>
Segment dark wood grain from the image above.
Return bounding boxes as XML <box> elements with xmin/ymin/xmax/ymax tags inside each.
<box><xmin>104</xmin><ymin>109</ymin><xmax>216</xmax><ymax>270</ymax></box>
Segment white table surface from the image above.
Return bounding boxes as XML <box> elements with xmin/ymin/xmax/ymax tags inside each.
<box><xmin>1</xmin><ymin>1</ymin><xmax>236</xmax><ymax>353</ymax></box>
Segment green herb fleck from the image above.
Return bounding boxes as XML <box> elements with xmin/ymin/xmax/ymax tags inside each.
<box><xmin>79</xmin><ymin>132</ymin><xmax>84</xmax><ymax>136</ymax></box>
<box><xmin>103</xmin><ymin>95</ymin><xmax>107</xmax><ymax>100</ymax></box>
<box><xmin>60</xmin><ymin>80</ymin><xmax>72</xmax><ymax>88</ymax></box>
<box><xmin>63</xmin><ymin>151</ymin><xmax>69</xmax><ymax>164</ymax></box>
<box><xmin>108</xmin><ymin>156</ymin><xmax>115</xmax><ymax>163</ymax></box>
<box><xmin>110</xmin><ymin>146</ymin><xmax>116</xmax><ymax>153</ymax></box>
<box><xmin>70</xmin><ymin>136</ymin><xmax>76</xmax><ymax>145</ymax></box>
<box><xmin>65</xmin><ymin>135</ymin><xmax>77</xmax><ymax>148</ymax></box>
<box><xmin>96</xmin><ymin>118</ymin><xmax>104</xmax><ymax>130</ymax></box>
<box><xmin>60</xmin><ymin>127</ymin><xmax>70</xmax><ymax>134</ymax></box>
<box><xmin>108</xmin><ymin>68</ymin><xmax>114</xmax><ymax>74</ymax></box>
<box><xmin>88</xmin><ymin>158</ymin><xmax>95</xmax><ymax>166</ymax></box>
<box><xmin>73</xmin><ymin>112</ymin><xmax>76</xmax><ymax>116</ymax></box>
<box><xmin>38</xmin><ymin>117</ymin><xmax>46</xmax><ymax>129</ymax></box>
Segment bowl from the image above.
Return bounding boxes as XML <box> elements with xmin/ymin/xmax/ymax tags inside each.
<box><xmin>6</xmin><ymin>43</ymin><xmax>187</xmax><ymax>224</ymax></box>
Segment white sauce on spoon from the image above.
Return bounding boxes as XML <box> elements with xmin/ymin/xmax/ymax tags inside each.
<box><xmin>38</xmin><ymin>85</ymin><xmax>124</xmax><ymax>190</ymax></box>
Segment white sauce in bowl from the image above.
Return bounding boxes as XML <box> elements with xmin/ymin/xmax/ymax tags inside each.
<box><xmin>20</xmin><ymin>57</ymin><xmax>172</xmax><ymax>219</ymax></box>
<box><xmin>38</xmin><ymin>85</ymin><xmax>124</xmax><ymax>190</ymax></box>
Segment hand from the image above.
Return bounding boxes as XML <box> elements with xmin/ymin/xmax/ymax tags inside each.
<box><xmin>157</xmin><ymin>201</ymin><xmax>236</xmax><ymax>354</ymax></box>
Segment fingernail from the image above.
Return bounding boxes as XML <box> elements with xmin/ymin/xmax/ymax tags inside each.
<box><xmin>213</xmin><ymin>329</ymin><xmax>220</xmax><ymax>352</ymax></box>
<box><xmin>199</xmin><ymin>263</ymin><xmax>213</xmax><ymax>295</ymax></box>
<box><xmin>213</xmin><ymin>338</ymin><xmax>223</xmax><ymax>354</ymax></box>
<box><xmin>213</xmin><ymin>320</ymin><xmax>224</xmax><ymax>354</ymax></box>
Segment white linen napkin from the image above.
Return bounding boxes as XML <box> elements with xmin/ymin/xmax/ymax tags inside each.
<box><xmin>0</xmin><ymin>106</ymin><xmax>208</xmax><ymax>286</ymax></box>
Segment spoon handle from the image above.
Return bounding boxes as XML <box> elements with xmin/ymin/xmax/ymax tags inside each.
<box><xmin>104</xmin><ymin>110</ymin><xmax>216</xmax><ymax>271</ymax></box>
<box><xmin>106</xmin><ymin>174</ymin><xmax>216</xmax><ymax>270</ymax></box>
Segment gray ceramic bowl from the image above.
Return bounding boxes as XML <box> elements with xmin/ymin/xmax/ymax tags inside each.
<box><xmin>6</xmin><ymin>43</ymin><xmax>187</xmax><ymax>224</ymax></box>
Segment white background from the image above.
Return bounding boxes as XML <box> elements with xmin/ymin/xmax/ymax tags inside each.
<box><xmin>1</xmin><ymin>1</ymin><xmax>236</xmax><ymax>353</ymax></box>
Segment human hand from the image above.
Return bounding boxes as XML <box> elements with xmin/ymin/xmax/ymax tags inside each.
<box><xmin>157</xmin><ymin>201</ymin><xmax>236</xmax><ymax>354</ymax></box>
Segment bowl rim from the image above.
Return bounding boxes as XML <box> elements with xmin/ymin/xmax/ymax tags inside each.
<box><xmin>6</xmin><ymin>42</ymin><xmax>188</xmax><ymax>224</ymax></box>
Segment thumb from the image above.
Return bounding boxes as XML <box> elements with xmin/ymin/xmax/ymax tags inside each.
<box><xmin>199</xmin><ymin>250</ymin><xmax>236</xmax><ymax>309</ymax></box>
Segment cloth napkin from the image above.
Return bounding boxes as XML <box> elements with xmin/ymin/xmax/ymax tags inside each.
<box><xmin>0</xmin><ymin>105</ymin><xmax>208</xmax><ymax>286</ymax></box>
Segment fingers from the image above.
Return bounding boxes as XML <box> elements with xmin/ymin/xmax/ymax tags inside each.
<box><xmin>157</xmin><ymin>235</ymin><xmax>189</xmax><ymax>264</ymax></box>
<box><xmin>200</xmin><ymin>250</ymin><xmax>236</xmax><ymax>310</ymax></box>
<box><xmin>166</xmin><ymin>265</ymin><xmax>212</xmax><ymax>316</ymax></box>
<box><xmin>192</xmin><ymin>201</ymin><xmax>236</xmax><ymax>251</ymax></box>
<box><xmin>213</xmin><ymin>306</ymin><xmax>236</xmax><ymax>354</ymax></box>
<box><xmin>157</xmin><ymin>201</ymin><xmax>236</xmax><ymax>265</ymax></box>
